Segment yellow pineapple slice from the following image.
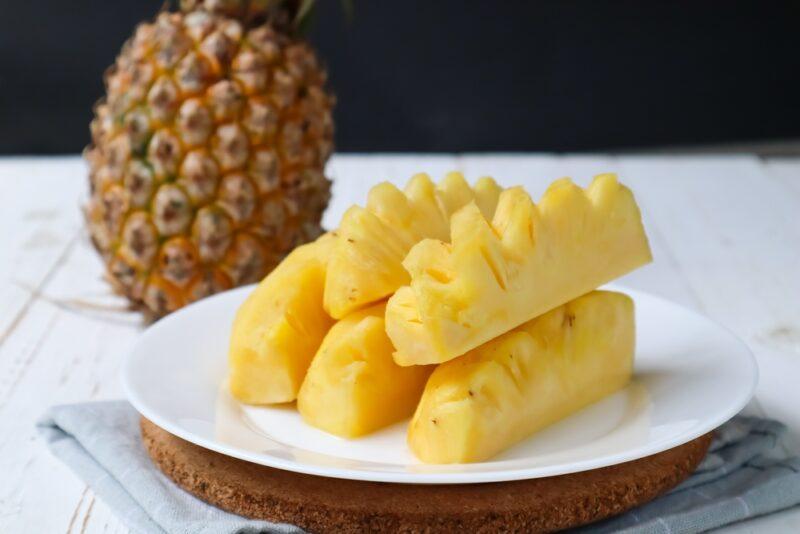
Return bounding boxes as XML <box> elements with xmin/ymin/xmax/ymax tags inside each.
<box><xmin>472</xmin><ymin>175</ymin><xmax>504</xmax><ymax>219</ymax></box>
<box><xmin>436</xmin><ymin>172</ymin><xmax>502</xmax><ymax>220</ymax></box>
<box><xmin>387</xmin><ymin>174</ymin><xmax>651</xmax><ymax>366</ymax></box>
<box><xmin>323</xmin><ymin>172</ymin><xmax>503</xmax><ymax>319</ymax></box>
<box><xmin>228</xmin><ymin>233</ymin><xmax>336</xmax><ymax>404</ymax></box>
<box><xmin>297</xmin><ymin>302</ymin><xmax>433</xmax><ymax>438</ymax></box>
<box><xmin>409</xmin><ymin>290</ymin><xmax>634</xmax><ymax>463</ymax></box>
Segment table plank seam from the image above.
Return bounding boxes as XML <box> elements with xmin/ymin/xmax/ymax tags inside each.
<box><xmin>0</xmin><ymin>231</ymin><xmax>79</xmax><ymax>352</ymax></box>
<box><xmin>64</xmin><ymin>486</ymin><xmax>88</xmax><ymax>534</ymax></box>
<box><xmin>0</xmin><ymin>312</ymin><xmax>59</xmax><ymax>413</ymax></box>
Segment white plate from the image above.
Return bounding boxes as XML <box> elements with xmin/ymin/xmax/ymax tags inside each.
<box><xmin>122</xmin><ymin>284</ymin><xmax>758</xmax><ymax>484</ymax></box>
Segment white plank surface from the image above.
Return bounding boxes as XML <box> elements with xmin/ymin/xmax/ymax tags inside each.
<box><xmin>0</xmin><ymin>154</ymin><xmax>798</xmax><ymax>533</ymax></box>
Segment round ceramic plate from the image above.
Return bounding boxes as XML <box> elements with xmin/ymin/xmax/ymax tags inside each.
<box><xmin>122</xmin><ymin>284</ymin><xmax>758</xmax><ymax>484</ymax></box>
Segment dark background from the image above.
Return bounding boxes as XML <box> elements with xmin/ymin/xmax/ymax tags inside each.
<box><xmin>2</xmin><ymin>1</ymin><xmax>799</xmax><ymax>154</ymax></box>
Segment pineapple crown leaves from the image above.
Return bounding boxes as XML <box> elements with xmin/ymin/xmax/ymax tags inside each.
<box><xmin>177</xmin><ymin>0</ymin><xmax>353</xmax><ymax>34</ymax></box>
<box><xmin>295</xmin><ymin>0</ymin><xmax>355</xmax><ymax>33</ymax></box>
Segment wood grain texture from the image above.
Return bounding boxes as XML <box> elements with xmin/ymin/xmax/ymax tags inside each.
<box><xmin>0</xmin><ymin>155</ymin><xmax>797</xmax><ymax>532</ymax></box>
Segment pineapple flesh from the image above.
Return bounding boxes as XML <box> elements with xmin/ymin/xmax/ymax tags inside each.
<box><xmin>323</xmin><ymin>172</ymin><xmax>502</xmax><ymax>319</ymax></box>
<box><xmin>85</xmin><ymin>1</ymin><xmax>334</xmax><ymax>317</ymax></box>
<box><xmin>297</xmin><ymin>302</ymin><xmax>433</xmax><ymax>438</ymax></box>
<box><xmin>409</xmin><ymin>290</ymin><xmax>635</xmax><ymax>464</ymax></box>
<box><xmin>229</xmin><ymin>233</ymin><xmax>335</xmax><ymax>404</ymax></box>
<box><xmin>387</xmin><ymin>174</ymin><xmax>651</xmax><ymax>366</ymax></box>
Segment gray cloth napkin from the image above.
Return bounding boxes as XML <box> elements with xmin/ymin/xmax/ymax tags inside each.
<box><xmin>38</xmin><ymin>401</ymin><xmax>800</xmax><ymax>534</ymax></box>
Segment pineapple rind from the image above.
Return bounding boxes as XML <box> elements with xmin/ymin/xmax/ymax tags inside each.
<box><xmin>85</xmin><ymin>9</ymin><xmax>335</xmax><ymax>317</ymax></box>
<box><xmin>297</xmin><ymin>302</ymin><xmax>433</xmax><ymax>438</ymax></box>
<box><xmin>408</xmin><ymin>290</ymin><xmax>635</xmax><ymax>463</ymax></box>
<box><xmin>323</xmin><ymin>172</ymin><xmax>504</xmax><ymax>319</ymax></box>
<box><xmin>228</xmin><ymin>233</ymin><xmax>335</xmax><ymax>404</ymax></box>
<box><xmin>387</xmin><ymin>173</ymin><xmax>652</xmax><ymax>366</ymax></box>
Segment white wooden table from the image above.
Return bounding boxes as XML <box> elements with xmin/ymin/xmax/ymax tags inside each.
<box><xmin>1</xmin><ymin>154</ymin><xmax>798</xmax><ymax>533</ymax></box>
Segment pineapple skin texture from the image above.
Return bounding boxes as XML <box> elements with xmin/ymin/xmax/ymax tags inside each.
<box><xmin>409</xmin><ymin>290</ymin><xmax>635</xmax><ymax>464</ymax></box>
<box><xmin>229</xmin><ymin>233</ymin><xmax>335</xmax><ymax>404</ymax></box>
<box><xmin>387</xmin><ymin>173</ymin><xmax>652</xmax><ymax>366</ymax></box>
<box><xmin>297</xmin><ymin>302</ymin><xmax>433</xmax><ymax>438</ymax></box>
<box><xmin>323</xmin><ymin>172</ymin><xmax>502</xmax><ymax>320</ymax></box>
<box><xmin>85</xmin><ymin>8</ymin><xmax>334</xmax><ymax>317</ymax></box>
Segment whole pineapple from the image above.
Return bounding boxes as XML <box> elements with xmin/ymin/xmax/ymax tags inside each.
<box><xmin>85</xmin><ymin>0</ymin><xmax>334</xmax><ymax>317</ymax></box>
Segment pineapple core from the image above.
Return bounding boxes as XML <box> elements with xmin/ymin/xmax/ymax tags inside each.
<box><xmin>228</xmin><ymin>233</ymin><xmax>335</xmax><ymax>404</ymax></box>
<box><xmin>298</xmin><ymin>302</ymin><xmax>433</xmax><ymax>438</ymax></box>
<box><xmin>387</xmin><ymin>174</ymin><xmax>651</xmax><ymax>366</ymax></box>
<box><xmin>409</xmin><ymin>290</ymin><xmax>635</xmax><ymax>464</ymax></box>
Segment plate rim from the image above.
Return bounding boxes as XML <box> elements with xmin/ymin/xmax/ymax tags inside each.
<box><xmin>122</xmin><ymin>283</ymin><xmax>759</xmax><ymax>484</ymax></box>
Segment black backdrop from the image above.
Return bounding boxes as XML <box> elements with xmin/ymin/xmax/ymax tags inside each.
<box><xmin>2</xmin><ymin>1</ymin><xmax>799</xmax><ymax>154</ymax></box>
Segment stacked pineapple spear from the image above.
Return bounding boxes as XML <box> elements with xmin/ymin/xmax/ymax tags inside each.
<box><xmin>229</xmin><ymin>171</ymin><xmax>652</xmax><ymax>463</ymax></box>
<box><xmin>82</xmin><ymin>0</ymin><xmax>651</xmax><ymax>463</ymax></box>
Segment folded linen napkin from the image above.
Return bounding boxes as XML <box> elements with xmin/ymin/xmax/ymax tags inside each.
<box><xmin>38</xmin><ymin>401</ymin><xmax>800</xmax><ymax>534</ymax></box>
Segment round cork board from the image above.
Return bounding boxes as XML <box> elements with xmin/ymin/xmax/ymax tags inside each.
<box><xmin>141</xmin><ymin>417</ymin><xmax>711</xmax><ymax>533</ymax></box>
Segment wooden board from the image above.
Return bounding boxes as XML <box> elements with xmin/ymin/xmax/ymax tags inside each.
<box><xmin>141</xmin><ymin>418</ymin><xmax>712</xmax><ymax>533</ymax></box>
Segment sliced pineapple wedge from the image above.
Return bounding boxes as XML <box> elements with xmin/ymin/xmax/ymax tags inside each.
<box><xmin>297</xmin><ymin>302</ymin><xmax>433</xmax><ymax>438</ymax></box>
<box><xmin>228</xmin><ymin>233</ymin><xmax>336</xmax><ymax>404</ymax></box>
<box><xmin>387</xmin><ymin>174</ymin><xmax>651</xmax><ymax>366</ymax></box>
<box><xmin>409</xmin><ymin>290</ymin><xmax>635</xmax><ymax>463</ymax></box>
<box><xmin>323</xmin><ymin>172</ymin><xmax>503</xmax><ymax>319</ymax></box>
